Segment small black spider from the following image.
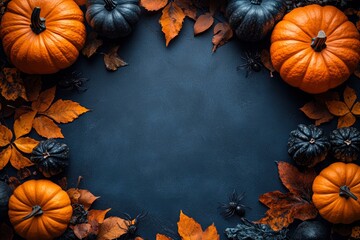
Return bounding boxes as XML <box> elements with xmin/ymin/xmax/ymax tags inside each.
<box><xmin>118</xmin><ymin>212</ymin><xmax>147</xmax><ymax>240</ymax></box>
<box><xmin>237</xmin><ymin>50</ymin><xmax>262</xmax><ymax>78</ymax></box>
<box><xmin>57</xmin><ymin>71</ymin><xmax>89</xmax><ymax>92</ymax></box>
<box><xmin>219</xmin><ymin>190</ymin><xmax>247</xmax><ymax>218</ymax></box>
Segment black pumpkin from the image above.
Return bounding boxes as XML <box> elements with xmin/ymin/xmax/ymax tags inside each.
<box><xmin>330</xmin><ymin>127</ymin><xmax>360</xmax><ymax>163</ymax></box>
<box><xmin>226</xmin><ymin>0</ymin><xmax>287</xmax><ymax>42</ymax></box>
<box><xmin>0</xmin><ymin>181</ymin><xmax>11</xmax><ymax>221</ymax></box>
<box><xmin>86</xmin><ymin>0</ymin><xmax>141</xmax><ymax>39</ymax></box>
<box><xmin>31</xmin><ymin>139</ymin><xmax>70</xmax><ymax>178</ymax></box>
<box><xmin>288</xmin><ymin>124</ymin><xmax>330</xmax><ymax>167</ymax></box>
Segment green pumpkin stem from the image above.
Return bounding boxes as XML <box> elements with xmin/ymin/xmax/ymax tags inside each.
<box><xmin>30</xmin><ymin>7</ymin><xmax>46</xmax><ymax>34</ymax></box>
<box><xmin>339</xmin><ymin>185</ymin><xmax>358</xmax><ymax>200</ymax></box>
<box><xmin>250</xmin><ymin>0</ymin><xmax>262</xmax><ymax>4</ymax></box>
<box><xmin>23</xmin><ymin>205</ymin><xmax>43</xmax><ymax>220</ymax></box>
<box><xmin>311</xmin><ymin>30</ymin><xmax>327</xmax><ymax>52</ymax></box>
<box><xmin>104</xmin><ymin>0</ymin><xmax>117</xmax><ymax>11</ymax></box>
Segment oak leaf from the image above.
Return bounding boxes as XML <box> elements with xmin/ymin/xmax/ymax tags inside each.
<box><xmin>104</xmin><ymin>46</ymin><xmax>128</xmax><ymax>71</ymax></box>
<box><xmin>194</xmin><ymin>13</ymin><xmax>214</xmax><ymax>35</ymax></box>
<box><xmin>261</xmin><ymin>49</ymin><xmax>275</xmax><ymax>77</ymax></box>
<box><xmin>0</xmin><ymin>68</ymin><xmax>27</xmax><ymax>101</ymax></box>
<box><xmin>174</xmin><ymin>0</ymin><xmax>196</xmax><ymax>20</ymax></box>
<box><xmin>326</xmin><ymin>86</ymin><xmax>360</xmax><ymax>128</ymax></box>
<box><xmin>88</xmin><ymin>209</ymin><xmax>111</xmax><ymax>224</ymax></box>
<box><xmin>177</xmin><ymin>211</ymin><xmax>220</xmax><ymax>240</ymax></box>
<box><xmin>97</xmin><ymin>217</ymin><xmax>130</xmax><ymax>240</ymax></box>
<box><xmin>156</xmin><ymin>234</ymin><xmax>173</xmax><ymax>240</ymax></box>
<box><xmin>82</xmin><ymin>32</ymin><xmax>103</xmax><ymax>58</ymax></box>
<box><xmin>160</xmin><ymin>2</ymin><xmax>185</xmax><ymax>47</ymax></box>
<box><xmin>257</xmin><ymin>161</ymin><xmax>317</xmax><ymax>231</ymax></box>
<box><xmin>212</xmin><ymin>23</ymin><xmax>233</xmax><ymax>52</ymax></box>
<box><xmin>140</xmin><ymin>0</ymin><xmax>168</xmax><ymax>11</ymax></box>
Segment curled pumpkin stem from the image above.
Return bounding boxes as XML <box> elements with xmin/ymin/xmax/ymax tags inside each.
<box><xmin>311</xmin><ymin>30</ymin><xmax>327</xmax><ymax>52</ymax></box>
<box><xmin>23</xmin><ymin>205</ymin><xmax>43</xmax><ymax>220</ymax></box>
<box><xmin>339</xmin><ymin>185</ymin><xmax>358</xmax><ymax>200</ymax></box>
<box><xmin>30</xmin><ymin>7</ymin><xmax>46</xmax><ymax>34</ymax></box>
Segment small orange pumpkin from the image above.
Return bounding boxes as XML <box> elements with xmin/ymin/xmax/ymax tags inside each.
<box><xmin>270</xmin><ymin>5</ymin><xmax>360</xmax><ymax>94</ymax></box>
<box><xmin>0</xmin><ymin>0</ymin><xmax>86</xmax><ymax>74</ymax></box>
<box><xmin>312</xmin><ymin>162</ymin><xmax>360</xmax><ymax>224</ymax></box>
<box><xmin>8</xmin><ymin>179</ymin><xmax>72</xmax><ymax>240</ymax></box>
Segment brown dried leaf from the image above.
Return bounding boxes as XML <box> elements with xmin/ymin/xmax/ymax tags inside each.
<box><xmin>174</xmin><ymin>0</ymin><xmax>196</xmax><ymax>20</ymax></box>
<box><xmin>326</xmin><ymin>101</ymin><xmax>350</xmax><ymax>116</ymax></box>
<box><xmin>300</xmin><ymin>102</ymin><xmax>332</xmax><ymax>121</ymax></box>
<box><xmin>74</xmin><ymin>223</ymin><xmax>92</xmax><ymax>239</ymax></box>
<box><xmin>0</xmin><ymin>146</ymin><xmax>11</xmax><ymax>170</ymax></box>
<box><xmin>33</xmin><ymin>116</ymin><xmax>64</xmax><ymax>139</ymax></box>
<box><xmin>352</xmin><ymin>102</ymin><xmax>360</xmax><ymax>115</ymax></box>
<box><xmin>14</xmin><ymin>107</ymin><xmax>32</xmax><ymax>121</ymax></box>
<box><xmin>17</xmin><ymin>167</ymin><xmax>32</xmax><ymax>180</ymax></box>
<box><xmin>194</xmin><ymin>13</ymin><xmax>214</xmax><ymax>35</ymax></box>
<box><xmin>97</xmin><ymin>217</ymin><xmax>129</xmax><ymax>240</ymax></box>
<box><xmin>344</xmin><ymin>86</ymin><xmax>357</xmax><ymax>109</ymax></box>
<box><xmin>82</xmin><ymin>32</ymin><xmax>103</xmax><ymax>58</ymax></box>
<box><xmin>13</xmin><ymin>137</ymin><xmax>39</xmax><ymax>154</ymax></box>
<box><xmin>88</xmin><ymin>209</ymin><xmax>111</xmax><ymax>224</ymax></box>
<box><xmin>67</xmin><ymin>188</ymin><xmax>81</xmax><ymax>204</ymax></box>
<box><xmin>0</xmin><ymin>68</ymin><xmax>27</xmax><ymax>101</ymax></box>
<box><xmin>338</xmin><ymin>112</ymin><xmax>356</xmax><ymax>128</ymax></box>
<box><xmin>261</xmin><ymin>49</ymin><xmax>275</xmax><ymax>77</ymax></box>
<box><xmin>78</xmin><ymin>189</ymin><xmax>99</xmax><ymax>210</ymax></box>
<box><xmin>24</xmin><ymin>75</ymin><xmax>42</xmax><ymax>102</ymax></box>
<box><xmin>44</xmin><ymin>99</ymin><xmax>89</xmax><ymax>124</ymax></box>
<box><xmin>0</xmin><ymin>223</ymin><xmax>14</xmax><ymax>240</ymax></box>
<box><xmin>212</xmin><ymin>22</ymin><xmax>233</xmax><ymax>52</ymax></box>
<box><xmin>7</xmin><ymin>176</ymin><xmax>21</xmax><ymax>190</ymax></box>
<box><xmin>351</xmin><ymin>225</ymin><xmax>360</xmax><ymax>239</ymax></box>
<box><xmin>156</xmin><ymin>234</ymin><xmax>173</xmax><ymax>240</ymax></box>
<box><xmin>140</xmin><ymin>0</ymin><xmax>168</xmax><ymax>11</ymax></box>
<box><xmin>104</xmin><ymin>46</ymin><xmax>128</xmax><ymax>71</ymax></box>
<box><xmin>0</xmin><ymin>125</ymin><xmax>12</xmax><ymax>147</ymax></box>
<box><xmin>13</xmin><ymin>110</ymin><xmax>36</xmax><ymax>139</ymax></box>
<box><xmin>9</xmin><ymin>146</ymin><xmax>33</xmax><ymax>170</ymax></box>
<box><xmin>31</xmin><ymin>86</ymin><xmax>56</xmax><ymax>112</ymax></box>
<box><xmin>160</xmin><ymin>2</ymin><xmax>185</xmax><ymax>47</ymax></box>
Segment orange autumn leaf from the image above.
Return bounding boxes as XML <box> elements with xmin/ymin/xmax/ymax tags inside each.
<box><xmin>67</xmin><ymin>188</ymin><xmax>81</xmax><ymax>204</ymax></box>
<box><xmin>104</xmin><ymin>45</ymin><xmax>128</xmax><ymax>71</ymax></box>
<box><xmin>44</xmin><ymin>99</ymin><xmax>90</xmax><ymax>124</ymax></box>
<box><xmin>352</xmin><ymin>102</ymin><xmax>360</xmax><ymax>115</ymax></box>
<box><xmin>156</xmin><ymin>234</ymin><xmax>173</xmax><ymax>240</ymax></box>
<box><xmin>177</xmin><ymin>211</ymin><xmax>220</xmax><ymax>240</ymax></box>
<box><xmin>0</xmin><ymin>125</ymin><xmax>12</xmax><ymax>147</ymax></box>
<box><xmin>33</xmin><ymin>116</ymin><xmax>64</xmax><ymax>139</ymax></box>
<box><xmin>326</xmin><ymin>101</ymin><xmax>350</xmax><ymax>116</ymax></box>
<box><xmin>160</xmin><ymin>2</ymin><xmax>185</xmax><ymax>47</ymax></box>
<box><xmin>140</xmin><ymin>0</ymin><xmax>168</xmax><ymax>11</ymax></box>
<box><xmin>194</xmin><ymin>13</ymin><xmax>214</xmax><ymax>35</ymax></box>
<box><xmin>88</xmin><ymin>209</ymin><xmax>111</xmax><ymax>224</ymax></box>
<box><xmin>174</xmin><ymin>0</ymin><xmax>196</xmax><ymax>20</ymax></box>
<box><xmin>338</xmin><ymin>112</ymin><xmax>356</xmax><ymax>128</ymax></box>
<box><xmin>78</xmin><ymin>189</ymin><xmax>99</xmax><ymax>210</ymax></box>
<box><xmin>13</xmin><ymin>137</ymin><xmax>39</xmax><ymax>154</ymax></box>
<box><xmin>212</xmin><ymin>22</ymin><xmax>233</xmax><ymax>52</ymax></box>
<box><xmin>344</xmin><ymin>86</ymin><xmax>357</xmax><ymax>109</ymax></box>
<box><xmin>9</xmin><ymin>146</ymin><xmax>33</xmax><ymax>170</ymax></box>
<box><xmin>97</xmin><ymin>217</ymin><xmax>130</xmax><ymax>240</ymax></box>
<box><xmin>74</xmin><ymin>223</ymin><xmax>92</xmax><ymax>239</ymax></box>
<box><xmin>0</xmin><ymin>67</ymin><xmax>27</xmax><ymax>101</ymax></box>
<box><xmin>0</xmin><ymin>146</ymin><xmax>12</xmax><ymax>170</ymax></box>
<box><xmin>13</xmin><ymin>110</ymin><xmax>36</xmax><ymax>139</ymax></box>
<box><xmin>82</xmin><ymin>32</ymin><xmax>103</xmax><ymax>58</ymax></box>
<box><xmin>31</xmin><ymin>86</ymin><xmax>56</xmax><ymax>112</ymax></box>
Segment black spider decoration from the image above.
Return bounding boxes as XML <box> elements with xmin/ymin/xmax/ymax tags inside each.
<box><xmin>237</xmin><ymin>50</ymin><xmax>262</xmax><ymax>78</ymax></box>
<box><xmin>57</xmin><ymin>71</ymin><xmax>89</xmax><ymax>92</ymax></box>
<box><xmin>118</xmin><ymin>212</ymin><xmax>147</xmax><ymax>240</ymax></box>
<box><xmin>219</xmin><ymin>190</ymin><xmax>247</xmax><ymax>218</ymax></box>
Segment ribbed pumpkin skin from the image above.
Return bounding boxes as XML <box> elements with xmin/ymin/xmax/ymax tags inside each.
<box><xmin>270</xmin><ymin>5</ymin><xmax>360</xmax><ymax>94</ymax></box>
<box><xmin>312</xmin><ymin>162</ymin><xmax>360</xmax><ymax>224</ymax></box>
<box><xmin>86</xmin><ymin>0</ymin><xmax>140</xmax><ymax>39</ymax></box>
<box><xmin>8</xmin><ymin>180</ymin><xmax>72</xmax><ymax>240</ymax></box>
<box><xmin>0</xmin><ymin>0</ymin><xmax>86</xmax><ymax>74</ymax></box>
<box><xmin>0</xmin><ymin>181</ymin><xmax>11</xmax><ymax>220</ymax></box>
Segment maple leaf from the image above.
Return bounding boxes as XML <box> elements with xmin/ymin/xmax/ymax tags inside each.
<box><xmin>140</xmin><ymin>0</ymin><xmax>168</xmax><ymax>11</ymax></box>
<box><xmin>82</xmin><ymin>32</ymin><xmax>103</xmax><ymax>58</ymax></box>
<box><xmin>104</xmin><ymin>45</ymin><xmax>128</xmax><ymax>71</ymax></box>
<box><xmin>0</xmin><ymin>223</ymin><xmax>13</xmax><ymax>240</ymax></box>
<box><xmin>257</xmin><ymin>162</ymin><xmax>318</xmax><ymax>231</ymax></box>
<box><xmin>326</xmin><ymin>86</ymin><xmax>360</xmax><ymax>128</ymax></box>
<box><xmin>194</xmin><ymin>13</ymin><xmax>214</xmax><ymax>35</ymax></box>
<box><xmin>0</xmin><ymin>125</ymin><xmax>38</xmax><ymax>170</ymax></box>
<box><xmin>212</xmin><ymin>23</ymin><xmax>233</xmax><ymax>52</ymax></box>
<box><xmin>261</xmin><ymin>49</ymin><xmax>275</xmax><ymax>77</ymax></box>
<box><xmin>97</xmin><ymin>217</ymin><xmax>131</xmax><ymax>240</ymax></box>
<box><xmin>177</xmin><ymin>211</ymin><xmax>220</xmax><ymax>240</ymax></box>
<box><xmin>160</xmin><ymin>2</ymin><xmax>185</xmax><ymax>47</ymax></box>
<box><xmin>174</xmin><ymin>0</ymin><xmax>196</xmax><ymax>20</ymax></box>
<box><xmin>0</xmin><ymin>68</ymin><xmax>27</xmax><ymax>101</ymax></box>
<box><xmin>156</xmin><ymin>234</ymin><xmax>173</xmax><ymax>240</ymax></box>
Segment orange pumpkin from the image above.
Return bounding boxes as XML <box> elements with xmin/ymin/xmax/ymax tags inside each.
<box><xmin>270</xmin><ymin>5</ymin><xmax>360</xmax><ymax>94</ymax></box>
<box><xmin>312</xmin><ymin>162</ymin><xmax>360</xmax><ymax>224</ymax></box>
<box><xmin>8</xmin><ymin>179</ymin><xmax>72</xmax><ymax>240</ymax></box>
<box><xmin>0</xmin><ymin>0</ymin><xmax>86</xmax><ymax>74</ymax></box>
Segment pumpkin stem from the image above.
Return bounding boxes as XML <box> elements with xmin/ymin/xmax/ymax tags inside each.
<box><xmin>23</xmin><ymin>205</ymin><xmax>43</xmax><ymax>220</ymax></box>
<box><xmin>30</xmin><ymin>7</ymin><xmax>46</xmax><ymax>34</ymax></box>
<box><xmin>250</xmin><ymin>0</ymin><xmax>262</xmax><ymax>4</ymax></box>
<box><xmin>311</xmin><ymin>30</ymin><xmax>327</xmax><ymax>52</ymax></box>
<box><xmin>104</xmin><ymin>0</ymin><xmax>117</xmax><ymax>11</ymax></box>
<box><xmin>339</xmin><ymin>185</ymin><xmax>358</xmax><ymax>201</ymax></box>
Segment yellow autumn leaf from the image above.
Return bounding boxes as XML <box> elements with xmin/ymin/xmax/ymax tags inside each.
<box><xmin>13</xmin><ymin>137</ymin><xmax>39</xmax><ymax>154</ymax></box>
<box><xmin>44</xmin><ymin>99</ymin><xmax>90</xmax><ymax>124</ymax></box>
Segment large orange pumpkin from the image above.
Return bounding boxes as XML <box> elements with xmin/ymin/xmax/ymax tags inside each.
<box><xmin>8</xmin><ymin>179</ymin><xmax>72</xmax><ymax>240</ymax></box>
<box><xmin>270</xmin><ymin>5</ymin><xmax>360</xmax><ymax>94</ymax></box>
<box><xmin>0</xmin><ymin>0</ymin><xmax>86</xmax><ymax>74</ymax></box>
<box><xmin>312</xmin><ymin>162</ymin><xmax>360</xmax><ymax>224</ymax></box>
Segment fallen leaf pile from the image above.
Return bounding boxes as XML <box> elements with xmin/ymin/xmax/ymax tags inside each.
<box><xmin>257</xmin><ymin>161</ymin><xmax>318</xmax><ymax>231</ymax></box>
